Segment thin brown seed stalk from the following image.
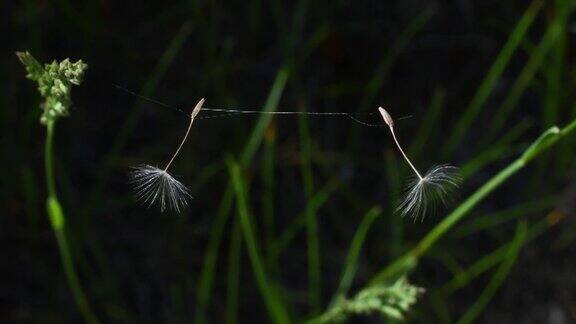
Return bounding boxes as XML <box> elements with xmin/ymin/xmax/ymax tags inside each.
<box><xmin>163</xmin><ymin>98</ymin><xmax>205</xmax><ymax>171</ymax></box>
<box><xmin>378</xmin><ymin>107</ymin><xmax>423</xmax><ymax>180</ymax></box>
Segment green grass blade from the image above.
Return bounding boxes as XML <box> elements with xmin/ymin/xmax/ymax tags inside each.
<box><xmin>444</xmin><ymin>0</ymin><xmax>543</xmax><ymax>155</ymax></box>
<box><xmin>452</xmin><ymin>196</ymin><xmax>555</xmax><ymax>238</ymax></box>
<box><xmin>347</xmin><ymin>5</ymin><xmax>435</xmax><ymax>148</ymax></box>
<box><xmin>228</xmin><ymin>159</ymin><xmax>291</xmax><ymax>324</ymax></box>
<box><xmin>440</xmin><ymin>244</ymin><xmax>508</xmax><ymax>297</ymax></box>
<box><xmin>438</xmin><ymin>212</ymin><xmax>560</xmax><ymax>297</ymax></box>
<box><xmin>409</xmin><ymin>87</ymin><xmax>445</xmax><ymax>159</ymax></box>
<box><xmin>426</xmin><ymin>247</ymin><xmax>466</xmax><ymax>279</ymax></box>
<box><xmin>460</xmin><ymin>118</ymin><xmax>531</xmax><ymax>179</ymax></box>
<box><xmin>262</xmin><ymin>126</ymin><xmax>277</xmax><ymax>262</ymax></box>
<box><xmin>195</xmin><ymin>67</ymin><xmax>289</xmax><ymax>323</ymax></box>
<box><xmin>240</xmin><ymin>68</ymin><xmax>290</xmax><ymax>166</ymax></box>
<box><xmin>298</xmin><ymin>113</ymin><xmax>321</xmax><ymax>313</ymax></box>
<box><xmin>270</xmin><ymin>180</ymin><xmax>340</xmax><ymax>260</ymax></box>
<box><xmin>486</xmin><ymin>16</ymin><xmax>564</xmax><ymax>140</ymax></box>
<box><xmin>225</xmin><ymin>218</ymin><xmax>242</xmax><ymax>324</ymax></box>
<box><xmin>543</xmin><ymin>11</ymin><xmax>566</xmax><ymax>128</ymax></box>
<box><xmin>332</xmin><ymin>206</ymin><xmax>382</xmax><ymax>302</ymax></box>
<box><xmin>358</xmin><ymin>5</ymin><xmax>435</xmax><ymax>113</ymax></box>
<box><xmin>384</xmin><ymin>152</ymin><xmax>403</xmax><ymax>257</ymax></box>
<box><xmin>456</xmin><ymin>221</ymin><xmax>527</xmax><ymax>324</ymax></box>
<box><xmin>45</xmin><ymin>121</ymin><xmax>99</xmax><ymax>324</ymax></box>
<box><xmin>370</xmin><ymin>115</ymin><xmax>576</xmax><ymax>284</ymax></box>
<box><xmin>194</xmin><ymin>187</ymin><xmax>235</xmax><ymax>324</ymax></box>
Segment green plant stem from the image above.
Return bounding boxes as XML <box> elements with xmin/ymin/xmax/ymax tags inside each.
<box><xmin>438</xmin><ymin>213</ymin><xmax>556</xmax><ymax>296</ymax></box>
<box><xmin>384</xmin><ymin>152</ymin><xmax>402</xmax><ymax>257</ymax></box>
<box><xmin>269</xmin><ymin>180</ymin><xmax>339</xmax><ymax>261</ymax></box>
<box><xmin>194</xmin><ymin>67</ymin><xmax>289</xmax><ymax>323</ymax></box>
<box><xmin>444</xmin><ymin>0</ymin><xmax>543</xmax><ymax>155</ymax></box>
<box><xmin>370</xmin><ymin>116</ymin><xmax>576</xmax><ymax>285</ymax></box>
<box><xmin>370</xmin><ymin>159</ymin><xmax>524</xmax><ymax>285</ymax></box>
<box><xmin>332</xmin><ymin>206</ymin><xmax>382</xmax><ymax>304</ymax></box>
<box><xmin>347</xmin><ymin>5</ymin><xmax>434</xmax><ymax>148</ymax></box>
<box><xmin>452</xmin><ymin>196</ymin><xmax>554</xmax><ymax>238</ymax></box>
<box><xmin>299</xmin><ymin>113</ymin><xmax>321</xmax><ymax>314</ymax></box>
<box><xmin>409</xmin><ymin>87</ymin><xmax>445</xmax><ymax>159</ymax></box>
<box><xmin>45</xmin><ymin>121</ymin><xmax>99</xmax><ymax>324</ymax></box>
<box><xmin>456</xmin><ymin>221</ymin><xmax>527</xmax><ymax>324</ymax></box>
<box><xmin>45</xmin><ymin>122</ymin><xmax>57</xmax><ymax>197</ymax></box>
<box><xmin>486</xmin><ymin>13</ymin><xmax>564</xmax><ymax>140</ymax></box>
<box><xmin>459</xmin><ymin>118</ymin><xmax>531</xmax><ymax>180</ymax></box>
<box><xmin>194</xmin><ymin>187</ymin><xmax>234</xmax><ymax>324</ymax></box>
<box><xmin>225</xmin><ymin>218</ymin><xmax>242</xmax><ymax>324</ymax></box>
<box><xmin>228</xmin><ymin>160</ymin><xmax>291</xmax><ymax>324</ymax></box>
<box><xmin>262</xmin><ymin>131</ymin><xmax>276</xmax><ymax>263</ymax></box>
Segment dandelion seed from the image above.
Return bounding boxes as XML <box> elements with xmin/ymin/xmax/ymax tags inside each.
<box><xmin>378</xmin><ymin>107</ymin><xmax>461</xmax><ymax>221</ymax></box>
<box><xmin>129</xmin><ymin>98</ymin><xmax>205</xmax><ymax>212</ymax></box>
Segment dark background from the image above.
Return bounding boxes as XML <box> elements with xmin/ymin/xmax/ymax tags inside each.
<box><xmin>2</xmin><ymin>0</ymin><xmax>576</xmax><ymax>323</ymax></box>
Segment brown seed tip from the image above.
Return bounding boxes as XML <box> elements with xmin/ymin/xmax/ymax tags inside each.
<box><xmin>191</xmin><ymin>98</ymin><xmax>205</xmax><ymax>119</ymax></box>
<box><xmin>378</xmin><ymin>107</ymin><xmax>394</xmax><ymax>127</ymax></box>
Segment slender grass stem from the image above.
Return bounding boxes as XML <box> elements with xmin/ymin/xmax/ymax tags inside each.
<box><xmin>486</xmin><ymin>15</ymin><xmax>564</xmax><ymax>141</ymax></box>
<box><xmin>228</xmin><ymin>159</ymin><xmax>291</xmax><ymax>324</ymax></box>
<box><xmin>347</xmin><ymin>5</ymin><xmax>434</xmax><ymax>148</ymax></box>
<box><xmin>194</xmin><ymin>187</ymin><xmax>234</xmax><ymax>324</ymax></box>
<box><xmin>194</xmin><ymin>67</ymin><xmax>289</xmax><ymax>323</ymax></box>
<box><xmin>45</xmin><ymin>122</ymin><xmax>57</xmax><ymax>197</ymax></box>
<box><xmin>444</xmin><ymin>0</ymin><xmax>543</xmax><ymax>155</ymax></box>
<box><xmin>269</xmin><ymin>180</ymin><xmax>339</xmax><ymax>261</ymax></box>
<box><xmin>409</xmin><ymin>87</ymin><xmax>445</xmax><ymax>159</ymax></box>
<box><xmin>370</xmin><ymin>159</ymin><xmax>524</xmax><ymax>285</ymax></box>
<box><xmin>456</xmin><ymin>221</ymin><xmax>527</xmax><ymax>324</ymax></box>
<box><xmin>299</xmin><ymin>113</ymin><xmax>321</xmax><ymax>313</ymax></box>
<box><xmin>262</xmin><ymin>130</ymin><xmax>276</xmax><ymax>263</ymax></box>
<box><xmin>225</xmin><ymin>218</ymin><xmax>242</xmax><ymax>324</ymax></box>
<box><xmin>45</xmin><ymin>121</ymin><xmax>99</xmax><ymax>324</ymax></box>
<box><xmin>331</xmin><ymin>206</ymin><xmax>382</xmax><ymax>304</ymax></box>
<box><xmin>384</xmin><ymin>153</ymin><xmax>403</xmax><ymax>256</ymax></box>
<box><xmin>437</xmin><ymin>212</ymin><xmax>557</xmax><ymax>296</ymax></box>
<box><xmin>370</xmin><ymin>116</ymin><xmax>576</xmax><ymax>285</ymax></box>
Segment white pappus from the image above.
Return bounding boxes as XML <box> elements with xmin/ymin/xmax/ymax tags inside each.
<box><xmin>129</xmin><ymin>98</ymin><xmax>205</xmax><ymax>213</ymax></box>
<box><xmin>378</xmin><ymin>107</ymin><xmax>461</xmax><ymax>221</ymax></box>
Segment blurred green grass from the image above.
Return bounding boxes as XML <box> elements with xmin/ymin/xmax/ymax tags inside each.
<box><xmin>4</xmin><ymin>0</ymin><xmax>576</xmax><ymax>323</ymax></box>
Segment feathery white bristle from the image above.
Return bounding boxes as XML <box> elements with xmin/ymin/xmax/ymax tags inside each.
<box><xmin>397</xmin><ymin>165</ymin><xmax>461</xmax><ymax>221</ymax></box>
<box><xmin>129</xmin><ymin>165</ymin><xmax>191</xmax><ymax>213</ymax></box>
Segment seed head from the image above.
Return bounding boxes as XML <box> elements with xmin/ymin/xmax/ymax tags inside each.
<box><xmin>378</xmin><ymin>107</ymin><xmax>394</xmax><ymax>128</ymax></box>
<box><xmin>16</xmin><ymin>51</ymin><xmax>88</xmax><ymax>124</ymax></box>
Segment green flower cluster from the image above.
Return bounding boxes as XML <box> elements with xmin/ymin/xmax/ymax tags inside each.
<box><xmin>319</xmin><ymin>277</ymin><xmax>424</xmax><ymax>323</ymax></box>
<box><xmin>17</xmin><ymin>51</ymin><xmax>88</xmax><ymax>124</ymax></box>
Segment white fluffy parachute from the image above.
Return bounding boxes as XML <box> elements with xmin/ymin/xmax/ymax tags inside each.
<box><xmin>378</xmin><ymin>108</ymin><xmax>461</xmax><ymax>220</ymax></box>
<box><xmin>129</xmin><ymin>98</ymin><xmax>204</xmax><ymax>213</ymax></box>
